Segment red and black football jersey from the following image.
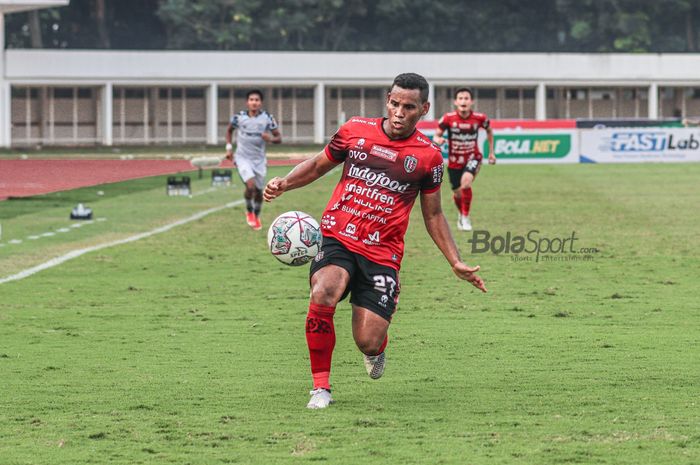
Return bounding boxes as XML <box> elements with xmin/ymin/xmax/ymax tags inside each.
<box><xmin>437</xmin><ymin>111</ymin><xmax>490</xmax><ymax>169</ymax></box>
<box><xmin>320</xmin><ymin>117</ymin><xmax>444</xmax><ymax>270</ymax></box>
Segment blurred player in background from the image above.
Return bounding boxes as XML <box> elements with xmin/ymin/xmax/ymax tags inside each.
<box><xmin>433</xmin><ymin>88</ymin><xmax>495</xmax><ymax>231</ymax></box>
<box><xmin>264</xmin><ymin>73</ymin><xmax>487</xmax><ymax>409</ymax></box>
<box><xmin>226</xmin><ymin>89</ymin><xmax>282</xmax><ymax>230</ymax></box>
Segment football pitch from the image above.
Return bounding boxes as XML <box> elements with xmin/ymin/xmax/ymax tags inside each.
<box><xmin>1</xmin><ymin>162</ymin><xmax>699</xmax><ymax>464</ymax></box>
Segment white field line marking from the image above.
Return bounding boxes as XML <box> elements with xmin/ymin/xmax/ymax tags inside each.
<box><xmin>0</xmin><ymin>200</ymin><xmax>244</xmax><ymax>285</ymax></box>
<box><xmin>0</xmin><ymin>218</ymin><xmax>109</xmax><ymax>246</ymax></box>
<box><xmin>191</xmin><ymin>186</ymin><xmax>220</xmax><ymax>197</ymax></box>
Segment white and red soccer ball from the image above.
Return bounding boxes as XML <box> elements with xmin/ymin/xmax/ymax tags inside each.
<box><xmin>267</xmin><ymin>211</ymin><xmax>322</xmax><ymax>266</ymax></box>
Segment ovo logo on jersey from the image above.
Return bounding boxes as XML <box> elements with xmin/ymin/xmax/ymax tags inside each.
<box><xmin>349</xmin><ymin>150</ymin><xmax>368</xmax><ymax>160</ymax></box>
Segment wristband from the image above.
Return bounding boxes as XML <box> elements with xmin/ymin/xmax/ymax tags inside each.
<box><xmin>225</xmin><ymin>143</ymin><xmax>233</xmax><ymax>151</ymax></box>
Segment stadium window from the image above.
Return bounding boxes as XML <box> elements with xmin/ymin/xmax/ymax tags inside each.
<box><xmin>546</xmin><ymin>89</ymin><xmax>556</xmax><ymax>99</ymax></box>
<box><xmin>11</xmin><ymin>87</ymin><xmax>27</xmax><ymax>98</ymax></box>
<box><xmin>364</xmin><ymin>88</ymin><xmax>382</xmax><ymax>99</ymax></box>
<box><xmin>280</xmin><ymin>88</ymin><xmax>293</xmax><ymax>99</ymax></box>
<box><xmin>233</xmin><ymin>89</ymin><xmax>248</xmax><ymax>99</ymax></box>
<box><xmin>330</xmin><ymin>88</ymin><xmax>339</xmax><ymax>99</ymax></box>
<box><xmin>342</xmin><ymin>88</ymin><xmax>361</xmax><ymax>99</ymax></box>
<box><xmin>476</xmin><ymin>88</ymin><xmax>497</xmax><ymax>99</ymax></box>
<box><xmin>124</xmin><ymin>88</ymin><xmax>145</xmax><ymax>99</ymax></box>
<box><xmin>523</xmin><ymin>89</ymin><xmax>536</xmax><ymax>99</ymax></box>
<box><xmin>77</xmin><ymin>88</ymin><xmax>92</xmax><ymax>99</ymax></box>
<box><xmin>692</xmin><ymin>88</ymin><xmax>700</xmax><ymax>99</ymax></box>
<box><xmin>158</xmin><ymin>88</ymin><xmax>169</xmax><ymax>99</ymax></box>
<box><xmin>53</xmin><ymin>88</ymin><xmax>74</xmax><ymax>99</ymax></box>
<box><xmin>570</xmin><ymin>89</ymin><xmax>587</xmax><ymax>100</ymax></box>
<box><xmin>295</xmin><ymin>88</ymin><xmax>314</xmax><ymax>99</ymax></box>
<box><xmin>217</xmin><ymin>88</ymin><xmax>230</xmax><ymax>98</ymax></box>
<box><xmin>171</xmin><ymin>88</ymin><xmax>183</xmax><ymax>99</ymax></box>
<box><xmin>185</xmin><ymin>88</ymin><xmax>204</xmax><ymax>98</ymax></box>
<box><xmin>590</xmin><ymin>89</ymin><xmax>613</xmax><ymax>100</ymax></box>
<box><xmin>505</xmin><ymin>89</ymin><xmax>520</xmax><ymax>99</ymax></box>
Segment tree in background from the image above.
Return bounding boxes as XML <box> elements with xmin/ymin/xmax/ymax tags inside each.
<box><xmin>3</xmin><ymin>0</ymin><xmax>700</xmax><ymax>53</ymax></box>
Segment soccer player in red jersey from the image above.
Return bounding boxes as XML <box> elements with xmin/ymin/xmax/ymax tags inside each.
<box><xmin>264</xmin><ymin>73</ymin><xmax>487</xmax><ymax>409</ymax></box>
<box><xmin>433</xmin><ymin>88</ymin><xmax>496</xmax><ymax>232</ymax></box>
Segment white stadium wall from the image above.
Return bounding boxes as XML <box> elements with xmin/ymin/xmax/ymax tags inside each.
<box><xmin>5</xmin><ymin>50</ymin><xmax>700</xmax><ymax>148</ymax></box>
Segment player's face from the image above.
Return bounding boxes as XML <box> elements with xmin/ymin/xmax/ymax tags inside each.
<box><xmin>384</xmin><ymin>86</ymin><xmax>429</xmax><ymax>139</ymax></box>
<box><xmin>247</xmin><ymin>94</ymin><xmax>263</xmax><ymax>113</ymax></box>
<box><xmin>454</xmin><ymin>91</ymin><xmax>473</xmax><ymax>114</ymax></box>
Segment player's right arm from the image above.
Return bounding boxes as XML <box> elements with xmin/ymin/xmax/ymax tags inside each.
<box><xmin>225</xmin><ymin>124</ymin><xmax>236</xmax><ymax>161</ymax></box>
<box><xmin>225</xmin><ymin>115</ymin><xmax>239</xmax><ymax>160</ymax></box>
<box><xmin>432</xmin><ymin>115</ymin><xmax>448</xmax><ymax>146</ymax></box>
<box><xmin>263</xmin><ymin>151</ymin><xmax>339</xmax><ymax>202</ymax></box>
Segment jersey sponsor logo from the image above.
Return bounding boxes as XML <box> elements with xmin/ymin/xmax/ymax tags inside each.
<box><xmin>404</xmin><ymin>156</ymin><xmax>417</xmax><ymax>173</ymax></box>
<box><xmin>350</xmin><ymin>118</ymin><xmax>377</xmax><ymax>126</ymax></box>
<box><xmin>452</xmin><ymin>132</ymin><xmax>478</xmax><ymax>141</ymax></box>
<box><xmin>431</xmin><ymin>164</ymin><xmax>444</xmax><ymax>184</ymax></box>
<box><xmin>347</xmin><ymin>164</ymin><xmax>410</xmax><ymax>192</ymax></box>
<box><xmin>357</xmin><ymin>138</ymin><xmax>366</xmax><ymax>147</ymax></box>
<box><xmin>417</xmin><ymin>135</ymin><xmax>432</xmax><ymax>145</ymax></box>
<box><xmin>339</xmin><ymin>222</ymin><xmax>359</xmax><ymax>241</ymax></box>
<box><xmin>345</xmin><ymin>183</ymin><xmax>395</xmax><ymax>205</ymax></box>
<box><xmin>369</xmin><ymin>145</ymin><xmax>399</xmax><ymax>162</ymax></box>
<box><xmin>340</xmin><ymin>204</ymin><xmax>388</xmax><ymax>224</ymax></box>
<box><xmin>363</xmin><ymin>230</ymin><xmax>381</xmax><ymax>246</ymax></box>
<box><xmin>321</xmin><ymin>214</ymin><xmax>337</xmax><ymax>229</ymax></box>
<box><xmin>349</xmin><ymin>150</ymin><xmax>368</xmax><ymax>160</ymax></box>
<box><xmin>352</xmin><ymin>196</ymin><xmax>393</xmax><ymax>214</ymax></box>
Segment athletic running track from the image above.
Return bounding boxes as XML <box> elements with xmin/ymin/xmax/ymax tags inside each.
<box><xmin>0</xmin><ymin>158</ymin><xmax>304</xmax><ymax>200</ymax></box>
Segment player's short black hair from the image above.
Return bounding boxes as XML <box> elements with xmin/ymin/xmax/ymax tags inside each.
<box><xmin>391</xmin><ymin>73</ymin><xmax>429</xmax><ymax>102</ymax></box>
<box><xmin>454</xmin><ymin>87</ymin><xmax>474</xmax><ymax>99</ymax></box>
<box><xmin>246</xmin><ymin>89</ymin><xmax>264</xmax><ymax>101</ymax></box>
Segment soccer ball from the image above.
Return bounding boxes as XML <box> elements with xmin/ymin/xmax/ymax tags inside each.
<box><xmin>267</xmin><ymin>211</ymin><xmax>322</xmax><ymax>266</ymax></box>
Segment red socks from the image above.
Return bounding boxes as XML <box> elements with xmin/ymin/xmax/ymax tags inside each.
<box><xmin>306</xmin><ymin>303</ymin><xmax>336</xmax><ymax>390</ymax></box>
<box><xmin>461</xmin><ymin>187</ymin><xmax>473</xmax><ymax>217</ymax></box>
<box><xmin>378</xmin><ymin>334</ymin><xmax>388</xmax><ymax>353</ymax></box>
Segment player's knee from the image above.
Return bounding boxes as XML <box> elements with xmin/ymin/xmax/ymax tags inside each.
<box><xmin>355</xmin><ymin>335</ymin><xmax>383</xmax><ymax>356</ymax></box>
<box><xmin>310</xmin><ymin>283</ymin><xmax>340</xmax><ymax>307</ymax></box>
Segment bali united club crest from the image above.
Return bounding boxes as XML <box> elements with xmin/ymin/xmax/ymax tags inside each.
<box><xmin>404</xmin><ymin>155</ymin><xmax>417</xmax><ymax>173</ymax></box>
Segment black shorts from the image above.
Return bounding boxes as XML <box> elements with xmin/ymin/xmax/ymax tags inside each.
<box><xmin>448</xmin><ymin>156</ymin><xmax>481</xmax><ymax>190</ymax></box>
<box><xmin>309</xmin><ymin>237</ymin><xmax>400</xmax><ymax>321</ymax></box>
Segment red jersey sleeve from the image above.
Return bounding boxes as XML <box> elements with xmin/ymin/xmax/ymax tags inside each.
<box><xmin>438</xmin><ymin>114</ymin><xmax>449</xmax><ymax>131</ymax></box>
<box><xmin>480</xmin><ymin>113</ymin><xmax>491</xmax><ymax>130</ymax></box>
<box><xmin>324</xmin><ymin>122</ymin><xmax>352</xmax><ymax>162</ymax></box>
<box><xmin>420</xmin><ymin>150</ymin><xmax>445</xmax><ymax>194</ymax></box>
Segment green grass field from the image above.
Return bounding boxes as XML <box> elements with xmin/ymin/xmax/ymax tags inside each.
<box><xmin>1</xmin><ymin>163</ymin><xmax>699</xmax><ymax>464</ymax></box>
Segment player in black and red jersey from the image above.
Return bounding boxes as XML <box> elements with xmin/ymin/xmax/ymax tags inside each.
<box><xmin>433</xmin><ymin>88</ymin><xmax>496</xmax><ymax>231</ymax></box>
<box><xmin>264</xmin><ymin>73</ymin><xmax>487</xmax><ymax>409</ymax></box>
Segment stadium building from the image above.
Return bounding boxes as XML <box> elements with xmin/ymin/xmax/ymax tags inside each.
<box><xmin>3</xmin><ymin>4</ymin><xmax>700</xmax><ymax>147</ymax></box>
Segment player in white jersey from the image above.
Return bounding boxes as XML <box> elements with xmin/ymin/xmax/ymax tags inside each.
<box><xmin>226</xmin><ymin>89</ymin><xmax>282</xmax><ymax>230</ymax></box>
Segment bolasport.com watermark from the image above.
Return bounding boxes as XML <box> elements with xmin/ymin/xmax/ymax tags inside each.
<box><xmin>467</xmin><ymin>230</ymin><xmax>600</xmax><ymax>263</ymax></box>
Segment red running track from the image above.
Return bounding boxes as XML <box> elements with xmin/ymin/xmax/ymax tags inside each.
<box><xmin>0</xmin><ymin>158</ymin><xmax>305</xmax><ymax>200</ymax></box>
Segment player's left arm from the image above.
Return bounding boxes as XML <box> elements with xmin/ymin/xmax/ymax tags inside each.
<box><xmin>262</xmin><ymin>128</ymin><xmax>282</xmax><ymax>144</ymax></box>
<box><xmin>420</xmin><ymin>190</ymin><xmax>487</xmax><ymax>292</ymax></box>
<box><xmin>486</xmin><ymin>125</ymin><xmax>496</xmax><ymax>165</ymax></box>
